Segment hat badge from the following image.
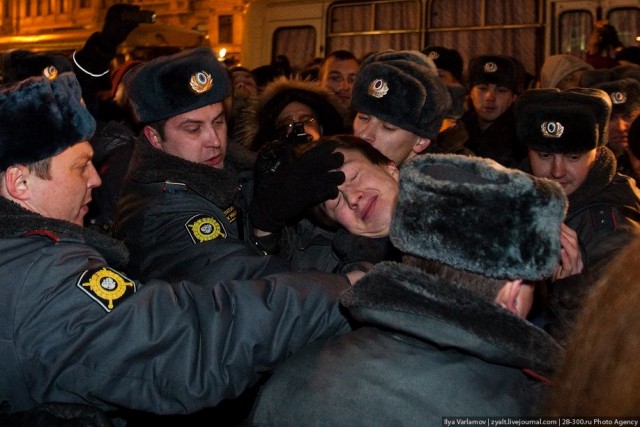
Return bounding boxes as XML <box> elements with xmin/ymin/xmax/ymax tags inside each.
<box><xmin>427</xmin><ymin>51</ymin><xmax>440</xmax><ymax>60</ymax></box>
<box><xmin>190</xmin><ymin>71</ymin><xmax>213</xmax><ymax>94</ymax></box>
<box><xmin>43</xmin><ymin>65</ymin><xmax>58</xmax><ymax>80</ymax></box>
<box><xmin>484</xmin><ymin>62</ymin><xmax>498</xmax><ymax>73</ymax></box>
<box><xmin>368</xmin><ymin>78</ymin><xmax>389</xmax><ymax>98</ymax></box>
<box><xmin>541</xmin><ymin>121</ymin><xmax>564</xmax><ymax>138</ymax></box>
<box><xmin>611</xmin><ymin>91</ymin><xmax>627</xmax><ymax>105</ymax></box>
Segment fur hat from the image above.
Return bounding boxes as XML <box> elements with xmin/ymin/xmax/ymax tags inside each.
<box><xmin>592</xmin><ymin>78</ymin><xmax>640</xmax><ymax>117</ymax></box>
<box><xmin>125</xmin><ymin>47</ymin><xmax>231</xmax><ymax>123</ymax></box>
<box><xmin>234</xmin><ymin>77</ymin><xmax>349</xmax><ymax>151</ymax></box>
<box><xmin>351</xmin><ymin>50</ymin><xmax>451</xmax><ymax>140</ymax></box>
<box><xmin>1</xmin><ymin>49</ymin><xmax>73</xmax><ymax>85</ymax></box>
<box><xmin>516</xmin><ymin>88</ymin><xmax>612</xmax><ymax>154</ymax></box>
<box><xmin>0</xmin><ymin>72</ymin><xmax>96</xmax><ymax>170</ymax></box>
<box><xmin>391</xmin><ymin>154</ymin><xmax>567</xmax><ymax>280</ymax></box>
<box><xmin>422</xmin><ymin>46</ymin><xmax>464</xmax><ymax>83</ymax></box>
<box><xmin>467</xmin><ymin>54</ymin><xmax>525</xmax><ymax>94</ymax></box>
<box><xmin>444</xmin><ymin>83</ymin><xmax>468</xmax><ymax>120</ymax></box>
<box><xmin>540</xmin><ymin>54</ymin><xmax>593</xmax><ymax>89</ymax></box>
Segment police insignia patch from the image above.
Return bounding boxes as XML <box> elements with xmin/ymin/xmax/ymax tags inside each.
<box><xmin>185</xmin><ymin>214</ymin><xmax>227</xmax><ymax>243</ymax></box>
<box><xmin>77</xmin><ymin>267</ymin><xmax>136</xmax><ymax>312</ymax></box>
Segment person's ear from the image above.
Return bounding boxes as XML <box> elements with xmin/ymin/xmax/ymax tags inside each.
<box><xmin>385</xmin><ymin>160</ymin><xmax>400</xmax><ymax>182</ymax></box>
<box><xmin>3</xmin><ymin>165</ymin><xmax>31</xmax><ymax>201</ymax></box>
<box><xmin>495</xmin><ymin>279</ymin><xmax>524</xmax><ymax>317</ymax></box>
<box><xmin>413</xmin><ymin>137</ymin><xmax>431</xmax><ymax>154</ymax></box>
<box><xmin>144</xmin><ymin>125</ymin><xmax>162</xmax><ymax>149</ymax></box>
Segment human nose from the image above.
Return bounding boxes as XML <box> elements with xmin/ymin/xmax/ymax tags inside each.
<box><xmin>205</xmin><ymin>125</ymin><xmax>223</xmax><ymax>147</ymax></box>
<box><xmin>342</xmin><ymin>188</ymin><xmax>362</xmax><ymax>209</ymax></box>
<box><xmin>88</xmin><ymin>163</ymin><xmax>102</xmax><ymax>188</ymax></box>
<box><xmin>357</xmin><ymin>122</ymin><xmax>375</xmax><ymax>143</ymax></box>
<box><xmin>550</xmin><ymin>156</ymin><xmax>566</xmax><ymax>178</ymax></box>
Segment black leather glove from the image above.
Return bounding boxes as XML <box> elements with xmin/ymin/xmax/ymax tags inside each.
<box><xmin>101</xmin><ymin>4</ymin><xmax>142</xmax><ymax>48</ymax></box>
<box><xmin>250</xmin><ymin>141</ymin><xmax>345</xmax><ymax>233</ymax></box>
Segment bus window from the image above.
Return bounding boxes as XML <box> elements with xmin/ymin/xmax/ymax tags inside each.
<box><xmin>272</xmin><ymin>26</ymin><xmax>316</xmax><ymax>70</ymax></box>
<box><xmin>326</xmin><ymin>0</ymin><xmax>421</xmax><ymax>59</ymax></box>
<box><xmin>558</xmin><ymin>10</ymin><xmax>592</xmax><ymax>56</ymax></box>
<box><xmin>426</xmin><ymin>0</ymin><xmax>540</xmax><ymax>75</ymax></box>
<box><xmin>608</xmin><ymin>7</ymin><xmax>640</xmax><ymax>47</ymax></box>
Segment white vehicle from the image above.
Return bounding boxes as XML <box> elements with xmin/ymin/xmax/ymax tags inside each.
<box><xmin>241</xmin><ymin>0</ymin><xmax>640</xmax><ymax>76</ymax></box>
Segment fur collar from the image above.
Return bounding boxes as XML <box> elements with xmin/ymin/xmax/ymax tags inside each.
<box><xmin>126</xmin><ymin>138</ymin><xmax>240</xmax><ymax>208</ymax></box>
<box><xmin>0</xmin><ymin>197</ymin><xmax>128</xmax><ymax>267</ymax></box>
<box><xmin>342</xmin><ymin>262</ymin><xmax>561</xmax><ymax>374</ymax></box>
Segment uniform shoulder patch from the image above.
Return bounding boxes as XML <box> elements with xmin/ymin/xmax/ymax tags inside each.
<box><xmin>589</xmin><ymin>205</ymin><xmax>617</xmax><ymax>232</ymax></box>
<box><xmin>185</xmin><ymin>214</ymin><xmax>227</xmax><ymax>243</ymax></box>
<box><xmin>77</xmin><ymin>267</ymin><xmax>137</xmax><ymax>312</ymax></box>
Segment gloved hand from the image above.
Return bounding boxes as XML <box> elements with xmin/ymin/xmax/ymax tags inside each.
<box><xmin>101</xmin><ymin>4</ymin><xmax>142</xmax><ymax>48</ymax></box>
<box><xmin>250</xmin><ymin>141</ymin><xmax>345</xmax><ymax>233</ymax></box>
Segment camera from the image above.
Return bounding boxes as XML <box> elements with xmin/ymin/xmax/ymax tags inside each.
<box><xmin>120</xmin><ymin>9</ymin><xmax>157</xmax><ymax>24</ymax></box>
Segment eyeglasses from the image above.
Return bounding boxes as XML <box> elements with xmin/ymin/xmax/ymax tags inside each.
<box><xmin>276</xmin><ymin>114</ymin><xmax>321</xmax><ymax>136</ymax></box>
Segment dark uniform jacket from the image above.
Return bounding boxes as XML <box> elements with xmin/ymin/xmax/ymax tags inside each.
<box><xmin>461</xmin><ymin>105</ymin><xmax>526</xmax><ymax>168</ymax></box>
<box><xmin>523</xmin><ymin>147</ymin><xmax>640</xmax><ymax>344</ymax></box>
<box><xmin>114</xmin><ymin>139</ymin><xmax>289</xmax><ymax>282</ymax></box>
<box><xmin>250</xmin><ymin>262</ymin><xmax>561</xmax><ymax>426</ymax></box>
<box><xmin>0</xmin><ymin>196</ymin><xmax>350</xmax><ymax>416</ymax></box>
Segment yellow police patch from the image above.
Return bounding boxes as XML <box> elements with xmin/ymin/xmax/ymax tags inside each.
<box><xmin>77</xmin><ymin>267</ymin><xmax>136</xmax><ymax>312</ymax></box>
<box><xmin>223</xmin><ymin>206</ymin><xmax>238</xmax><ymax>223</ymax></box>
<box><xmin>185</xmin><ymin>214</ymin><xmax>227</xmax><ymax>243</ymax></box>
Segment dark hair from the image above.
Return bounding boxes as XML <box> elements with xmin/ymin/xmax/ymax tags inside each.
<box><xmin>319</xmin><ymin>50</ymin><xmax>360</xmax><ymax>79</ymax></box>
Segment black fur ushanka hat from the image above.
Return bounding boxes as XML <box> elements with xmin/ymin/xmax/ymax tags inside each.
<box><xmin>0</xmin><ymin>72</ymin><xmax>96</xmax><ymax>170</ymax></box>
<box><xmin>467</xmin><ymin>54</ymin><xmax>526</xmax><ymax>94</ymax></box>
<box><xmin>515</xmin><ymin>88</ymin><xmax>612</xmax><ymax>154</ymax></box>
<box><xmin>391</xmin><ymin>154</ymin><xmax>567</xmax><ymax>280</ymax></box>
<box><xmin>593</xmin><ymin>78</ymin><xmax>640</xmax><ymax>117</ymax></box>
<box><xmin>1</xmin><ymin>49</ymin><xmax>73</xmax><ymax>85</ymax></box>
<box><xmin>125</xmin><ymin>47</ymin><xmax>231</xmax><ymax>123</ymax></box>
<box><xmin>351</xmin><ymin>50</ymin><xmax>451</xmax><ymax>140</ymax></box>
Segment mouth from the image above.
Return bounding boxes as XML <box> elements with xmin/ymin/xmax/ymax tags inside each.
<box><xmin>360</xmin><ymin>196</ymin><xmax>377</xmax><ymax>221</ymax></box>
<box><xmin>204</xmin><ymin>155</ymin><xmax>222</xmax><ymax>167</ymax></box>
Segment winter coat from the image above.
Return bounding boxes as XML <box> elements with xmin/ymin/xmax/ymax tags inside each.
<box><xmin>113</xmin><ymin>138</ymin><xmax>289</xmax><ymax>282</ymax></box>
<box><xmin>0</xmin><ymin>196</ymin><xmax>350</xmax><ymax>416</ymax></box>
<box><xmin>522</xmin><ymin>147</ymin><xmax>640</xmax><ymax>344</ymax></box>
<box><xmin>250</xmin><ymin>262</ymin><xmax>561</xmax><ymax>426</ymax></box>
<box><xmin>461</xmin><ymin>105</ymin><xmax>527</xmax><ymax>168</ymax></box>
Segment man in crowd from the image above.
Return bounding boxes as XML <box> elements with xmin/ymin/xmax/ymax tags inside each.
<box><xmin>516</xmin><ymin>87</ymin><xmax>640</xmax><ymax>343</ymax></box>
<box><xmin>0</xmin><ymin>71</ymin><xmax>353</xmax><ymax>423</ymax></box>
<box><xmin>318</xmin><ymin>49</ymin><xmax>360</xmax><ymax>108</ymax></box>
<box><xmin>461</xmin><ymin>54</ymin><xmax>527</xmax><ymax>167</ymax></box>
<box><xmin>250</xmin><ymin>153</ymin><xmax>567</xmax><ymax>425</ymax></box>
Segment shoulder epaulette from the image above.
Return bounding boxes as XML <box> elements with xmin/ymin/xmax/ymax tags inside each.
<box><xmin>589</xmin><ymin>205</ymin><xmax>617</xmax><ymax>232</ymax></box>
<box><xmin>23</xmin><ymin>229</ymin><xmax>60</xmax><ymax>242</ymax></box>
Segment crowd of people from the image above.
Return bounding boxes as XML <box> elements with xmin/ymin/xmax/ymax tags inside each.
<box><xmin>1</xmin><ymin>3</ymin><xmax>640</xmax><ymax>425</ymax></box>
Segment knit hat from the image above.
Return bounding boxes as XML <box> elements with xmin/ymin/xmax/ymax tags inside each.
<box><xmin>0</xmin><ymin>72</ymin><xmax>96</xmax><ymax>170</ymax></box>
<box><xmin>467</xmin><ymin>54</ymin><xmax>526</xmax><ymax>94</ymax></box>
<box><xmin>592</xmin><ymin>78</ymin><xmax>640</xmax><ymax>117</ymax></box>
<box><xmin>422</xmin><ymin>46</ymin><xmax>464</xmax><ymax>83</ymax></box>
<box><xmin>351</xmin><ymin>50</ymin><xmax>451</xmax><ymax>140</ymax></box>
<box><xmin>1</xmin><ymin>49</ymin><xmax>73</xmax><ymax>85</ymax></box>
<box><xmin>391</xmin><ymin>154</ymin><xmax>567</xmax><ymax>280</ymax></box>
<box><xmin>125</xmin><ymin>47</ymin><xmax>231</xmax><ymax>123</ymax></box>
<box><xmin>540</xmin><ymin>54</ymin><xmax>593</xmax><ymax>89</ymax></box>
<box><xmin>516</xmin><ymin>88</ymin><xmax>612</xmax><ymax>154</ymax></box>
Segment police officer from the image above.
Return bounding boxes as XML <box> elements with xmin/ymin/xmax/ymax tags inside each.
<box><xmin>0</xmin><ymin>71</ymin><xmax>351</xmax><ymax>423</ymax></box>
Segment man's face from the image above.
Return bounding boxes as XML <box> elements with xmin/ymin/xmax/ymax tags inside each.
<box><xmin>321</xmin><ymin>148</ymin><xmax>399</xmax><ymax>237</ymax></box>
<box><xmin>275</xmin><ymin>101</ymin><xmax>322</xmax><ymax>142</ymax></box>
<box><xmin>609</xmin><ymin>109</ymin><xmax>640</xmax><ymax>157</ymax></box>
<box><xmin>148</xmin><ymin>103</ymin><xmax>228</xmax><ymax>169</ymax></box>
<box><xmin>470</xmin><ymin>84</ymin><xmax>516</xmax><ymax>127</ymax></box>
<box><xmin>232</xmin><ymin>70</ymin><xmax>257</xmax><ymax>97</ymax></box>
<box><xmin>320</xmin><ymin>57</ymin><xmax>359</xmax><ymax>106</ymax></box>
<box><xmin>26</xmin><ymin>142</ymin><xmax>101</xmax><ymax>226</ymax></box>
<box><xmin>352</xmin><ymin>112</ymin><xmax>428</xmax><ymax>165</ymax></box>
<box><xmin>528</xmin><ymin>148</ymin><xmax>597</xmax><ymax>196</ymax></box>
<box><xmin>556</xmin><ymin>70</ymin><xmax>584</xmax><ymax>91</ymax></box>
<box><xmin>437</xmin><ymin>69</ymin><xmax>459</xmax><ymax>85</ymax></box>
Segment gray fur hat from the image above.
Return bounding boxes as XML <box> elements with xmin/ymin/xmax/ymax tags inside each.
<box><xmin>351</xmin><ymin>50</ymin><xmax>451</xmax><ymax>140</ymax></box>
<box><xmin>391</xmin><ymin>154</ymin><xmax>567</xmax><ymax>280</ymax></box>
<box><xmin>125</xmin><ymin>47</ymin><xmax>231</xmax><ymax>123</ymax></box>
<box><xmin>0</xmin><ymin>72</ymin><xmax>96</xmax><ymax>170</ymax></box>
<box><xmin>467</xmin><ymin>54</ymin><xmax>526</xmax><ymax>94</ymax></box>
<box><xmin>516</xmin><ymin>88</ymin><xmax>612</xmax><ymax>153</ymax></box>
